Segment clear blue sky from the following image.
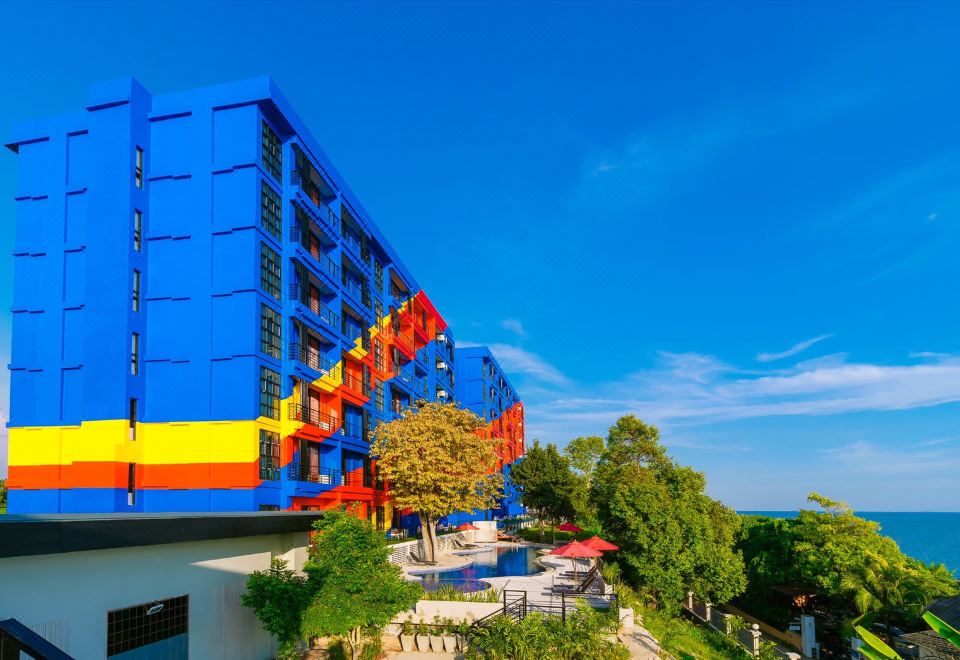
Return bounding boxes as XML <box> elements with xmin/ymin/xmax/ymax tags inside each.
<box><xmin>3</xmin><ymin>1</ymin><xmax>960</xmax><ymax>510</ymax></box>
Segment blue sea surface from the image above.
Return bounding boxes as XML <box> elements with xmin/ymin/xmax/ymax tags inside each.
<box><xmin>740</xmin><ymin>511</ymin><xmax>960</xmax><ymax>573</ymax></box>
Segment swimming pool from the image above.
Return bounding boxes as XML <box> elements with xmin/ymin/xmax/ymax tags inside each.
<box><xmin>414</xmin><ymin>546</ymin><xmax>545</xmax><ymax>592</ymax></box>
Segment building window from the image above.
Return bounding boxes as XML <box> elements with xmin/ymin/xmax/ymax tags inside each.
<box><xmin>107</xmin><ymin>595</ymin><xmax>188</xmax><ymax>658</ymax></box>
<box><xmin>261</xmin><ymin>120</ymin><xmax>282</xmax><ymax>183</ymax></box>
<box><xmin>259</xmin><ymin>504</ymin><xmax>280</xmax><ymax>511</ymax></box>
<box><xmin>134</xmin><ymin>146</ymin><xmax>144</xmax><ymax>188</ymax></box>
<box><xmin>375</xmin><ymin>379</ymin><xmax>384</xmax><ymax>412</ymax></box>
<box><xmin>260</xmin><ymin>181</ymin><xmax>282</xmax><ymax>241</ymax></box>
<box><xmin>131</xmin><ymin>332</ymin><xmax>140</xmax><ymax>375</ymax></box>
<box><xmin>374</xmin><ymin>260</ymin><xmax>384</xmax><ymax>292</ymax></box>
<box><xmin>132</xmin><ymin>270</ymin><xmax>141</xmax><ymax>312</ymax></box>
<box><xmin>260</xmin><ymin>366</ymin><xmax>281</xmax><ymax>419</ymax></box>
<box><xmin>133</xmin><ymin>209</ymin><xmax>142</xmax><ymax>251</ymax></box>
<box><xmin>260</xmin><ymin>304</ymin><xmax>282</xmax><ymax>359</ymax></box>
<box><xmin>127</xmin><ymin>463</ymin><xmax>136</xmax><ymax>505</ymax></box>
<box><xmin>259</xmin><ymin>429</ymin><xmax>280</xmax><ymax>480</ymax></box>
<box><xmin>260</xmin><ymin>242</ymin><xmax>281</xmax><ymax>300</ymax></box>
<box><xmin>374</xmin><ymin>299</ymin><xmax>383</xmax><ymax>325</ymax></box>
<box><xmin>129</xmin><ymin>398</ymin><xmax>137</xmax><ymax>441</ymax></box>
<box><xmin>374</xmin><ymin>339</ymin><xmax>385</xmax><ymax>372</ymax></box>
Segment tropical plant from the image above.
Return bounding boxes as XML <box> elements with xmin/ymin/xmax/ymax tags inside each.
<box><xmin>400</xmin><ymin>616</ymin><xmax>415</xmax><ymax>636</ymax></box>
<box><xmin>372</xmin><ymin>402</ymin><xmax>503</xmax><ymax>563</ymax></box>
<box><xmin>241</xmin><ymin>558</ymin><xmax>312</xmax><ymax>659</ymax></box>
<box><xmin>510</xmin><ymin>440</ymin><xmax>576</xmax><ymax>542</ymax></box>
<box><xmin>417</xmin><ymin>619</ymin><xmax>429</xmax><ymax>637</ymax></box>
<box><xmin>422</xmin><ymin>585</ymin><xmax>503</xmax><ymax>603</ymax></box>
<box><xmin>300</xmin><ymin>510</ymin><xmax>422</xmax><ymax>660</ymax></box>
<box><xmin>590</xmin><ymin>415</ymin><xmax>746</xmax><ymax>610</ymax></box>
<box><xmin>466</xmin><ymin>604</ymin><xmax>628</xmax><ymax>660</ymax></box>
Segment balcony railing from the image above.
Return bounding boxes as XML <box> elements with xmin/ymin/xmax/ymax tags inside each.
<box><xmin>287</xmin><ymin>461</ymin><xmax>341</xmax><ymax>485</ymax></box>
<box><xmin>290</xmin><ymin>283</ymin><xmax>338</xmax><ymax>329</ymax></box>
<box><xmin>342</xmin><ymin>324</ymin><xmax>362</xmax><ymax>343</ymax></box>
<box><xmin>290</xmin><ymin>226</ymin><xmax>340</xmax><ymax>281</ymax></box>
<box><xmin>393</xmin><ymin>331</ymin><xmax>414</xmax><ymax>353</ymax></box>
<box><xmin>288</xmin><ymin>403</ymin><xmax>337</xmax><ymax>432</ymax></box>
<box><xmin>341</xmin><ymin>277</ymin><xmax>368</xmax><ymax>307</ymax></box>
<box><xmin>341</xmin><ymin>372</ymin><xmax>367</xmax><ymax>396</ymax></box>
<box><xmin>342</xmin><ymin>471</ymin><xmax>374</xmax><ymax>488</ymax></box>
<box><xmin>288</xmin><ymin>343</ymin><xmax>337</xmax><ymax>376</ymax></box>
<box><xmin>415</xmin><ymin>351</ymin><xmax>427</xmax><ymax>368</ymax></box>
<box><xmin>340</xmin><ymin>421</ymin><xmax>363</xmax><ymax>439</ymax></box>
<box><xmin>413</xmin><ymin>377</ymin><xmax>428</xmax><ymax>397</ymax></box>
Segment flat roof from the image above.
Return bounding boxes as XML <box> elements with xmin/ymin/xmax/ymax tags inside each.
<box><xmin>0</xmin><ymin>511</ymin><xmax>325</xmax><ymax>559</ymax></box>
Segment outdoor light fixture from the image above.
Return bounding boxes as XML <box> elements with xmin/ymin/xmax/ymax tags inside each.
<box><xmin>145</xmin><ymin>603</ymin><xmax>165</xmax><ymax>616</ymax></box>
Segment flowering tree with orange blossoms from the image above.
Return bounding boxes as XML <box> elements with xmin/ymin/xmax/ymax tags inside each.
<box><xmin>373</xmin><ymin>402</ymin><xmax>503</xmax><ymax>564</ymax></box>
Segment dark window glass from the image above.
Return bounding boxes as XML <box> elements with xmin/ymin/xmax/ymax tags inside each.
<box><xmin>375</xmin><ymin>380</ymin><xmax>384</xmax><ymax>412</ymax></box>
<box><xmin>261</xmin><ymin>120</ymin><xmax>282</xmax><ymax>183</ymax></box>
<box><xmin>374</xmin><ymin>260</ymin><xmax>384</xmax><ymax>292</ymax></box>
<box><xmin>132</xmin><ymin>270</ymin><xmax>141</xmax><ymax>312</ymax></box>
<box><xmin>133</xmin><ymin>209</ymin><xmax>142</xmax><ymax>251</ymax></box>
<box><xmin>260</xmin><ymin>366</ymin><xmax>281</xmax><ymax>419</ymax></box>
<box><xmin>131</xmin><ymin>333</ymin><xmax>140</xmax><ymax>375</ymax></box>
<box><xmin>127</xmin><ymin>463</ymin><xmax>136</xmax><ymax>505</ymax></box>
<box><xmin>260</xmin><ymin>181</ymin><xmax>282</xmax><ymax>241</ymax></box>
<box><xmin>134</xmin><ymin>147</ymin><xmax>144</xmax><ymax>188</ymax></box>
<box><xmin>259</xmin><ymin>429</ymin><xmax>280</xmax><ymax>480</ymax></box>
<box><xmin>260</xmin><ymin>304</ymin><xmax>282</xmax><ymax>359</ymax></box>
<box><xmin>259</xmin><ymin>504</ymin><xmax>280</xmax><ymax>511</ymax></box>
<box><xmin>129</xmin><ymin>398</ymin><xmax>137</xmax><ymax>441</ymax></box>
<box><xmin>107</xmin><ymin>595</ymin><xmax>188</xmax><ymax>657</ymax></box>
<box><xmin>260</xmin><ymin>242</ymin><xmax>281</xmax><ymax>300</ymax></box>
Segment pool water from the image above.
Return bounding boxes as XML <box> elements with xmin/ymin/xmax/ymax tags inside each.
<box><xmin>415</xmin><ymin>546</ymin><xmax>544</xmax><ymax>592</ymax></box>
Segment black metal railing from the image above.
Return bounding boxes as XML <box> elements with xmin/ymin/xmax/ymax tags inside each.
<box><xmin>342</xmin><ymin>471</ymin><xmax>373</xmax><ymax>488</ymax></box>
<box><xmin>288</xmin><ymin>343</ymin><xmax>336</xmax><ymax>376</ymax></box>
<box><xmin>341</xmin><ymin>373</ymin><xmax>366</xmax><ymax>396</ymax></box>
<box><xmin>287</xmin><ymin>461</ymin><xmax>340</xmax><ymax>485</ymax></box>
<box><xmin>288</xmin><ymin>403</ymin><xmax>337</xmax><ymax>431</ymax></box>
<box><xmin>340</xmin><ymin>421</ymin><xmax>363</xmax><ymax>438</ymax></box>
<box><xmin>289</xmin><ymin>283</ymin><xmax>338</xmax><ymax>329</ymax></box>
<box><xmin>290</xmin><ymin>225</ymin><xmax>340</xmax><ymax>280</ymax></box>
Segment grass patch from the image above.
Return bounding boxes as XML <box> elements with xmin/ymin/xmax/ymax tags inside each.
<box><xmin>639</xmin><ymin>607</ymin><xmax>751</xmax><ymax>660</ymax></box>
<box><xmin>517</xmin><ymin>526</ymin><xmax>593</xmax><ymax>544</ymax></box>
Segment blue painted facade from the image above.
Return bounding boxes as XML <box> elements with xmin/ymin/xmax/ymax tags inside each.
<box><xmin>6</xmin><ymin>77</ymin><xmax>516</xmax><ymax>524</ymax></box>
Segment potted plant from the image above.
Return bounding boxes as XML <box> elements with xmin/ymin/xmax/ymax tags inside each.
<box><xmin>457</xmin><ymin>618</ymin><xmax>472</xmax><ymax>653</ymax></box>
<box><xmin>399</xmin><ymin>616</ymin><xmax>415</xmax><ymax>653</ymax></box>
<box><xmin>416</xmin><ymin>619</ymin><xmax>430</xmax><ymax>652</ymax></box>
<box><xmin>430</xmin><ymin>615</ymin><xmax>444</xmax><ymax>652</ymax></box>
<box><xmin>442</xmin><ymin>617</ymin><xmax>457</xmax><ymax>653</ymax></box>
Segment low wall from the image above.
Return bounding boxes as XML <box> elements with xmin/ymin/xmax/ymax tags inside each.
<box><xmin>388</xmin><ymin>532</ymin><xmax>469</xmax><ymax>565</ymax></box>
<box><xmin>414</xmin><ymin>601</ymin><xmax>502</xmax><ymax>623</ymax></box>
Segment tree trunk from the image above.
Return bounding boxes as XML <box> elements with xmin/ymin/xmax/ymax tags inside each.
<box><xmin>419</xmin><ymin>512</ymin><xmax>437</xmax><ymax>564</ymax></box>
<box><xmin>538</xmin><ymin>514</ymin><xmax>545</xmax><ymax>542</ymax></box>
<box><xmin>348</xmin><ymin>626</ymin><xmax>362</xmax><ymax>660</ymax></box>
<box><xmin>551</xmin><ymin>517</ymin><xmax>556</xmax><ymax>545</ymax></box>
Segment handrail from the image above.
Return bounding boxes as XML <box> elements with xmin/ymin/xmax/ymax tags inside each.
<box><xmin>288</xmin><ymin>343</ymin><xmax>336</xmax><ymax>376</ymax></box>
<box><xmin>288</xmin><ymin>403</ymin><xmax>337</xmax><ymax>431</ymax></box>
<box><xmin>287</xmin><ymin>461</ymin><xmax>340</xmax><ymax>485</ymax></box>
<box><xmin>289</xmin><ymin>283</ymin><xmax>338</xmax><ymax>329</ymax></box>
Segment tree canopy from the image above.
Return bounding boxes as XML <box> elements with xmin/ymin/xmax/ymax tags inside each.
<box><xmin>372</xmin><ymin>402</ymin><xmax>503</xmax><ymax>562</ymax></box>
<box><xmin>589</xmin><ymin>415</ymin><xmax>746</xmax><ymax>610</ymax></box>
<box><xmin>301</xmin><ymin>510</ymin><xmax>422</xmax><ymax>660</ymax></box>
<box><xmin>511</xmin><ymin>440</ymin><xmax>576</xmax><ymax>541</ymax></box>
<box><xmin>737</xmin><ymin>494</ymin><xmax>958</xmax><ymax>635</ymax></box>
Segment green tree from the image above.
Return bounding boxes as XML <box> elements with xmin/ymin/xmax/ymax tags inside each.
<box><xmin>372</xmin><ymin>402</ymin><xmax>503</xmax><ymax>563</ymax></box>
<box><xmin>590</xmin><ymin>416</ymin><xmax>746</xmax><ymax>609</ymax></box>
<box><xmin>0</xmin><ymin>478</ymin><xmax>7</xmax><ymax>511</ymax></box>
<box><xmin>564</xmin><ymin>436</ymin><xmax>604</xmax><ymax>526</ymax></box>
<box><xmin>241</xmin><ymin>558</ymin><xmax>313</xmax><ymax>658</ymax></box>
<box><xmin>737</xmin><ymin>494</ymin><xmax>959</xmax><ymax>636</ymax></box>
<box><xmin>510</xmin><ymin>440</ymin><xmax>576</xmax><ymax>542</ymax></box>
<box><xmin>301</xmin><ymin>510</ymin><xmax>422</xmax><ymax>660</ymax></box>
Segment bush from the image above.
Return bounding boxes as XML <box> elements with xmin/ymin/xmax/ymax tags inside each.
<box><xmin>466</xmin><ymin>603</ymin><xmax>628</xmax><ymax>660</ymax></box>
<box><xmin>421</xmin><ymin>585</ymin><xmax>502</xmax><ymax>602</ymax></box>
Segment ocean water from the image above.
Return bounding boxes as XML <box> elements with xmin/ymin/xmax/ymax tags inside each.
<box><xmin>740</xmin><ymin>511</ymin><xmax>960</xmax><ymax>574</ymax></box>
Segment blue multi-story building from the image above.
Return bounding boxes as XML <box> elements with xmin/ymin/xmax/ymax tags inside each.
<box><xmin>4</xmin><ymin>77</ymin><xmax>523</xmax><ymax>524</ymax></box>
<box><xmin>454</xmin><ymin>346</ymin><xmax>526</xmax><ymax>519</ymax></box>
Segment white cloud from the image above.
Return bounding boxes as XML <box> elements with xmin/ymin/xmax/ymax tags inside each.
<box><xmin>757</xmin><ymin>334</ymin><xmax>833</xmax><ymax>362</ymax></box>
<box><xmin>458</xmin><ymin>341</ymin><xmax>570</xmax><ymax>387</ymax></box>
<box><xmin>500</xmin><ymin>318</ymin><xmax>527</xmax><ymax>337</ymax></box>
<box><xmin>520</xmin><ymin>351</ymin><xmax>960</xmax><ymax>443</ymax></box>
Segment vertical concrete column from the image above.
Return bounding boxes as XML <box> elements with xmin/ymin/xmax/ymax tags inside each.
<box><xmin>686</xmin><ymin>591</ymin><xmax>694</xmax><ymax>611</ymax></box>
<box><xmin>748</xmin><ymin>624</ymin><xmax>761</xmax><ymax>657</ymax></box>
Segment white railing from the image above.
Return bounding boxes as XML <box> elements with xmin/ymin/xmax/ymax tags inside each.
<box><xmin>388</xmin><ymin>531</ymin><xmax>468</xmax><ymax>565</ymax></box>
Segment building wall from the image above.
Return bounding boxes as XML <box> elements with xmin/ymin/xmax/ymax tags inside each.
<box><xmin>0</xmin><ymin>531</ymin><xmax>309</xmax><ymax>659</ymax></box>
<box><xmin>452</xmin><ymin>346</ymin><xmax>526</xmax><ymax>521</ymax></box>
<box><xmin>5</xmin><ymin>77</ymin><xmax>459</xmax><ymax>515</ymax></box>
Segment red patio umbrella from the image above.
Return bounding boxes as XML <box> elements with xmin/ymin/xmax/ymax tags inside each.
<box><xmin>557</xmin><ymin>522</ymin><xmax>583</xmax><ymax>533</ymax></box>
<box><xmin>549</xmin><ymin>540</ymin><xmax>603</xmax><ymax>582</ymax></box>
<box><xmin>581</xmin><ymin>536</ymin><xmax>619</xmax><ymax>552</ymax></box>
<box><xmin>456</xmin><ymin>523</ymin><xmax>480</xmax><ymax>531</ymax></box>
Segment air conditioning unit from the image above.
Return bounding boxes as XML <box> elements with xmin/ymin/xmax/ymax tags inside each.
<box><xmin>437</xmin><ymin>361</ymin><xmax>448</xmax><ymax>371</ymax></box>
<box><xmin>436</xmin><ymin>333</ymin><xmax>447</xmax><ymax>342</ymax></box>
<box><xmin>437</xmin><ymin>389</ymin><xmax>448</xmax><ymax>398</ymax></box>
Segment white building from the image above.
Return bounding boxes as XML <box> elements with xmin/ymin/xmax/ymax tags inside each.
<box><xmin>0</xmin><ymin>511</ymin><xmax>321</xmax><ymax>659</ymax></box>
